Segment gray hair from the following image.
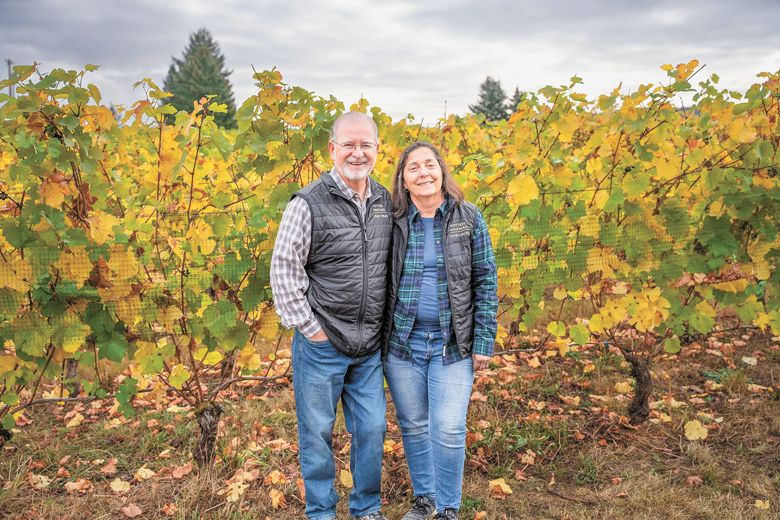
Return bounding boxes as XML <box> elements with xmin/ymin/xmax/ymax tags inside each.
<box><xmin>330</xmin><ymin>111</ymin><xmax>379</xmax><ymax>141</ymax></box>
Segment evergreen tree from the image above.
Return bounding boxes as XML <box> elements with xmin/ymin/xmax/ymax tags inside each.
<box><xmin>163</xmin><ymin>29</ymin><xmax>237</xmax><ymax>128</ymax></box>
<box><xmin>507</xmin><ymin>87</ymin><xmax>526</xmax><ymax>113</ymax></box>
<box><xmin>469</xmin><ymin>76</ymin><xmax>508</xmax><ymax>121</ymax></box>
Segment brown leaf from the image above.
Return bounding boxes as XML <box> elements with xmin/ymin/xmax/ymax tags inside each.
<box><xmin>296</xmin><ymin>477</ymin><xmax>306</xmax><ymax>500</ymax></box>
<box><xmin>162</xmin><ymin>503</ymin><xmax>177</xmax><ymax>517</ymax></box>
<box><xmin>172</xmin><ymin>463</ymin><xmax>193</xmax><ymax>479</ymax></box>
<box><xmin>686</xmin><ymin>475</ymin><xmax>704</xmax><ymax>487</ymax></box>
<box><xmin>64</xmin><ymin>478</ymin><xmax>93</xmax><ymax>495</ymax></box>
<box><xmin>100</xmin><ymin>458</ymin><xmax>118</xmax><ymax>476</ymax></box>
<box><xmin>121</xmin><ymin>503</ymin><xmax>143</xmax><ymax>518</ymax></box>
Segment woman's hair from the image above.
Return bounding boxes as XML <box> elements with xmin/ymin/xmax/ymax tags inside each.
<box><xmin>391</xmin><ymin>141</ymin><xmax>464</xmax><ymax>217</ymax></box>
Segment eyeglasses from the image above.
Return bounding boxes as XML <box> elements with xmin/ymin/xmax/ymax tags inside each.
<box><xmin>330</xmin><ymin>140</ymin><xmax>378</xmax><ymax>152</ymax></box>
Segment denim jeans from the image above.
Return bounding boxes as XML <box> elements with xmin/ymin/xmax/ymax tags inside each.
<box><xmin>384</xmin><ymin>328</ymin><xmax>474</xmax><ymax>513</ymax></box>
<box><xmin>292</xmin><ymin>330</ymin><xmax>387</xmax><ymax>520</ymax></box>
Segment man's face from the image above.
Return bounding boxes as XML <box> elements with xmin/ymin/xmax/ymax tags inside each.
<box><xmin>328</xmin><ymin>117</ymin><xmax>378</xmax><ymax>182</ymax></box>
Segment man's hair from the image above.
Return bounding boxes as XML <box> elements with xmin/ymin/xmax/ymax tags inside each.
<box><xmin>330</xmin><ymin>111</ymin><xmax>379</xmax><ymax>142</ymax></box>
<box><xmin>391</xmin><ymin>141</ymin><xmax>464</xmax><ymax>218</ymax></box>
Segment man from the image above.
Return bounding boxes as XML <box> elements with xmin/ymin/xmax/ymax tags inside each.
<box><xmin>270</xmin><ymin>112</ymin><xmax>392</xmax><ymax>520</ymax></box>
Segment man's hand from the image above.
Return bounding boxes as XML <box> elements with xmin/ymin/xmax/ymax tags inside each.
<box><xmin>472</xmin><ymin>354</ymin><xmax>491</xmax><ymax>372</ymax></box>
<box><xmin>308</xmin><ymin>330</ymin><xmax>329</xmax><ymax>342</ymax></box>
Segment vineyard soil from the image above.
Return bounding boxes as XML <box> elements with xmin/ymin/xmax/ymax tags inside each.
<box><xmin>1</xmin><ymin>329</ymin><xmax>777</xmax><ymax>519</ymax></box>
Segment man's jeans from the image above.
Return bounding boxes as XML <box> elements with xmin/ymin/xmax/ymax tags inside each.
<box><xmin>384</xmin><ymin>329</ymin><xmax>474</xmax><ymax>512</ymax></box>
<box><xmin>292</xmin><ymin>330</ymin><xmax>386</xmax><ymax>520</ymax></box>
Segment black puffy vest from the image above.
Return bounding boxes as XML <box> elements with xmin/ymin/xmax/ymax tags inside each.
<box><xmin>294</xmin><ymin>173</ymin><xmax>393</xmax><ymax>357</ymax></box>
<box><xmin>384</xmin><ymin>200</ymin><xmax>479</xmax><ymax>358</ymax></box>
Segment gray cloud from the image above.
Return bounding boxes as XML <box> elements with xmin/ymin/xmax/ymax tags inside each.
<box><xmin>1</xmin><ymin>0</ymin><xmax>778</xmax><ymax>122</ymax></box>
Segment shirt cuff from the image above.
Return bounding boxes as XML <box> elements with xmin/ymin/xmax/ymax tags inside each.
<box><xmin>472</xmin><ymin>337</ymin><xmax>495</xmax><ymax>358</ymax></box>
<box><xmin>298</xmin><ymin>316</ymin><xmax>323</xmax><ymax>339</ymax></box>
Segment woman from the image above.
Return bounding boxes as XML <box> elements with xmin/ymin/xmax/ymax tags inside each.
<box><xmin>384</xmin><ymin>141</ymin><xmax>498</xmax><ymax>520</ymax></box>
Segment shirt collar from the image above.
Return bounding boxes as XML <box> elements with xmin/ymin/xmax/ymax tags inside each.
<box><xmin>329</xmin><ymin>168</ymin><xmax>372</xmax><ymax>201</ymax></box>
<box><xmin>408</xmin><ymin>196</ymin><xmax>450</xmax><ymax>222</ymax></box>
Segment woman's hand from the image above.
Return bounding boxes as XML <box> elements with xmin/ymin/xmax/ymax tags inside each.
<box><xmin>472</xmin><ymin>354</ymin><xmax>491</xmax><ymax>372</ymax></box>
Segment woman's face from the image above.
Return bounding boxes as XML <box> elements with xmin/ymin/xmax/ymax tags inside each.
<box><xmin>402</xmin><ymin>147</ymin><xmax>443</xmax><ymax>200</ymax></box>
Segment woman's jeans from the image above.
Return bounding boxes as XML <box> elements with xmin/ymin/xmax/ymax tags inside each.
<box><xmin>292</xmin><ymin>330</ymin><xmax>386</xmax><ymax>520</ymax></box>
<box><xmin>384</xmin><ymin>329</ymin><xmax>474</xmax><ymax>512</ymax></box>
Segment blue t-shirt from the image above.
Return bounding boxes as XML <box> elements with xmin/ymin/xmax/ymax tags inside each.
<box><xmin>414</xmin><ymin>217</ymin><xmax>440</xmax><ymax>329</ymax></box>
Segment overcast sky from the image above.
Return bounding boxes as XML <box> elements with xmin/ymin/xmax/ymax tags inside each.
<box><xmin>1</xmin><ymin>0</ymin><xmax>779</xmax><ymax>123</ymax></box>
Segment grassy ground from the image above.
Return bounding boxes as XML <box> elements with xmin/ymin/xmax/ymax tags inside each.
<box><xmin>1</xmin><ymin>329</ymin><xmax>778</xmax><ymax>519</ymax></box>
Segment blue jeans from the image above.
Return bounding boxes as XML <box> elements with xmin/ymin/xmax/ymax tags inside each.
<box><xmin>384</xmin><ymin>329</ymin><xmax>474</xmax><ymax>513</ymax></box>
<box><xmin>292</xmin><ymin>330</ymin><xmax>387</xmax><ymax>520</ymax></box>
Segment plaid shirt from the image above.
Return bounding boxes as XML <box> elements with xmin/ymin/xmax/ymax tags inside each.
<box><xmin>388</xmin><ymin>199</ymin><xmax>498</xmax><ymax>365</ymax></box>
<box><xmin>270</xmin><ymin>169</ymin><xmax>372</xmax><ymax>338</ymax></box>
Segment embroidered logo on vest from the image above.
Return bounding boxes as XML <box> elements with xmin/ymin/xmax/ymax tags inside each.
<box><xmin>447</xmin><ymin>221</ymin><xmax>471</xmax><ymax>238</ymax></box>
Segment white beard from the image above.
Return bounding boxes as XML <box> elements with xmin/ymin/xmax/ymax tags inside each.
<box><xmin>339</xmin><ymin>162</ymin><xmax>372</xmax><ymax>181</ymax></box>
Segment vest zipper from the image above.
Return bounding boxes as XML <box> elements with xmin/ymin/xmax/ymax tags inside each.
<box><xmin>355</xmin><ymin>198</ymin><xmax>371</xmax><ymax>355</ymax></box>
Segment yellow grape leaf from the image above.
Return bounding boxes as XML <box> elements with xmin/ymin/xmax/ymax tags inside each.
<box><xmin>1</xmin><ymin>256</ymin><xmax>33</xmax><ymax>292</ymax></box>
<box><xmin>40</xmin><ymin>179</ymin><xmax>66</xmax><ymax>207</ymax></box>
<box><xmin>507</xmin><ymin>174</ymin><xmax>539</xmax><ymax>205</ymax></box>
<box><xmin>187</xmin><ymin>219</ymin><xmax>217</xmax><ymax>255</ymax></box>
<box><xmin>269</xmin><ymin>488</ymin><xmax>288</xmax><ymax>509</ymax></box>
<box><xmin>614</xmin><ymin>382</ymin><xmax>632</xmax><ymax>394</ymax></box>
<box><xmin>107</xmin><ymin>246</ymin><xmax>139</xmax><ymax>280</ymax></box>
<box><xmin>655</xmin><ymin>159</ymin><xmax>677</xmax><ymax>181</ymax></box>
<box><xmin>133</xmin><ymin>467</ymin><xmax>155</xmax><ymax>481</ymax></box>
<box><xmin>169</xmin><ymin>364</ymin><xmax>191</xmax><ymax>389</ymax></box>
<box><xmin>258</xmin><ymin>309</ymin><xmax>280</xmax><ymax>340</ymax></box>
<box><xmin>340</xmin><ymin>468</ymin><xmax>353</xmax><ymax>489</ymax></box>
<box><xmin>56</xmin><ymin>247</ymin><xmax>92</xmax><ymax>286</ymax></box>
<box><xmin>489</xmin><ymin>478</ymin><xmax>513</xmax><ymax>499</ymax></box>
<box><xmin>223</xmin><ymin>481</ymin><xmax>248</xmax><ymax>502</ymax></box>
<box><xmin>728</xmin><ymin>118</ymin><xmax>757</xmax><ymax>144</ymax></box>
<box><xmin>194</xmin><ymin>347</ymin><xmax>223</xmax><ymax>366</ymax></box>
<box><xmin>583</xmin><ymin>362</ymin><xmax>595</xmax><ymax>374</ymax></box>
<box><xmin>110</xmin><ymin>478</ymin><xmax>131</xmax><ymax>494</ymax></box>
<box><xmin>526</xmin><ymin>356</ymin><xmax>541</xmax><ymax>368</ymax></box>
<box><xmin>66</xmin><ymin>412</ymin><xmax>85</xmax><ymax>428</ymax></box>
<box><xmin>711</xmin><ymin>279</ymin><xmax>748</xmax><ymax>293</ymax></box>
<box><xmin>754</xmin><ymin>500</ymin><xmax>770</xmax><ymax>510</ymax></box>
<box><xmin>0</xmin><ymin>354</ymin><xmax>16</xmax><ymax>374</ymax></box>
<box><xmin>237</xmin><ymin>344</ymin><xmax>262</xmax><ymax>371</ymax></box>
<box><xmin>88</xmin><ymin>211</ymin><xmax>120</xmax><ymax>245</ymax></box>
<box><xmin>684</xmin><ymin>420</ymin><xmax>708</xmax><ymax>441</ymax></box>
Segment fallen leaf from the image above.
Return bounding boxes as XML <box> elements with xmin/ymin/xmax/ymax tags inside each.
<box><xmin>754</xmin><ymin>499</ymin><xmax>770</xmax><ymax>510</ymax></box>
<box><xmin>134</xmin><ymin>467</ymin><xmax>156</xmax><ymax>481</ymax></box>
<box><xmin>172</xmin><ymin>463</ymin><xmax>193</xmax><ymax>479</ymax></box>
<box><xmin>28</xmin><ymin>473</ymin><xmax>52</xmax><ymax>489</ymax></box>
<box><xmin>474</xmin><ymin>512</ymin><xmax>488</xmax><ymax>520</ymax></box>
<box><xmin>684</xmin><ymin>420</ymin><xmax>708</xmax><ymax>441</ymax></box>
<box><xmin>614</xmin><ymin>381</ymin><xmax>632</xmax><ymax>394</ymax></box>
<box><xmin>526</xmin><ymin>356</ymin><xmax>541</xmax><ymax>368</ymax></box>
<box><xmin>489</xmin><ymin>478</ymin><xmax>513</xmax><ymax>499</ymax></box>
<box><xmin>121</xmin><ymin>503</ymin><xmax>143</xmax><ymax>518</ymax></box>
<box><xmin>269</xmin><ymin>488</ymin><xmax>287</xmax><ymax>509</ymax></box>
<box><xmin>110</xmin><ymin>478</ymin><xmax>131</xmax><ymax>494</ymax></box>
<box><xmin>101</xmin><ymin>458</ymin><xmax>118</xmax><ymax>476</ymax></box>
<box><xmin>162</xmin><ymin>503</ymin><xmax>177</xmax><ymax>516</ymax></box>
<box><xmin>65</xmin><ymin>413</ymin><xmax>85</xmax><ymax>428</ymax></box>
<box><xmin>64</xmin><ymin>478</ymin><xmax>92</xmax><ymax>494</ymax></box>
<box><xmin>340</xmin><ymin>468</ymin><xmax>353</xmax><ymax>489</ymax></box>
<box><xmin>686</xmin><ymin>475</ymin><xmax>704</xmax><ymax>487</ymax></box>
<box><xmin>264</xmin><ymin>469</ymin><xmax>287</xmax><ymax>485</ymax></box>
<box><xmin>296</xmin><ymin>477</ymin><xmax>306</xmax><ymax>500</ymax></box>
<box><xmin>741</xmin><ymin>356</ymin><xmax>758</xmax><ymax>366</ymax></box>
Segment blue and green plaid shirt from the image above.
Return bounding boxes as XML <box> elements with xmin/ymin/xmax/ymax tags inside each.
<box><xmin>388</xmin><ymin>199</ymin><xmax>498</xmax><ymax>365</ymax></box>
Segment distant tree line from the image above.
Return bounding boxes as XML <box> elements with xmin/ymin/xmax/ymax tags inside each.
<box><xmin>470</xmin><ymin>76</ymin><xmax>536</xmax><ymax>122</ymax></box>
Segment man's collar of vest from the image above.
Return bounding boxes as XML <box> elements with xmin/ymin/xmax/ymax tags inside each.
<box><xmin>408</xmin><ymin>196</ymin><xmax>451</xmax><ymax>222</ymax></box>
<box><xmin>325</xmin><ymin>168</ymin><xmax>377</xmax><ymax>201</ymax></box>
